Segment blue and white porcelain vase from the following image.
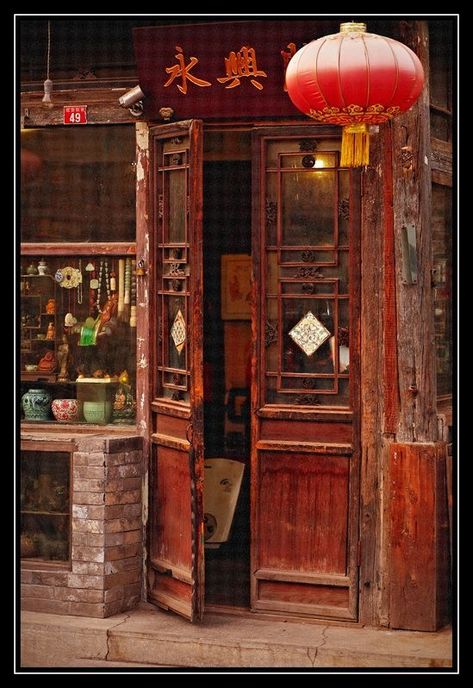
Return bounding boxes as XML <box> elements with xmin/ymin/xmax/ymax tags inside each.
<box><xmin>21</xmin><ymin>388</ymin><xmax>52</xmax><ymax>421</ymax></box>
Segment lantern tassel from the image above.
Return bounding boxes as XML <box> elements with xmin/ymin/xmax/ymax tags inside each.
<box><xmin>341</xmin><ymin>123</ymin><xmax>370</xmax><ymax>167</ymax></box>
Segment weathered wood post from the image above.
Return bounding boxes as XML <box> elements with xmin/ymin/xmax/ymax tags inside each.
<box><xmin>388</xmin><ymin>20</ymin><xmax>450</xmax><ymax>631</ymax></box>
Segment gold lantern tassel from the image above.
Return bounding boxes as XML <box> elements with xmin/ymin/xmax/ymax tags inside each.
<box><xmin>340</xmin><ymin>123</ymin><xmax>370</xmax><ymax>167</ymax></box>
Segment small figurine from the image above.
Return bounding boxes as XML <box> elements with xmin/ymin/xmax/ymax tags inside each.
<box><xmin>46</xmin><ymin>298</ymin><xmax>56</xmax><ymax>314</ymax></box>
<box><xmin>46</xmin><ymin>322</ymin><xmax>55</xmax><ymax>340</ymax></box>
<box><xmin>38</xmin><ymin>350</ymin><xmax>57</xmax><ymax>372</ymax></box>
<box><xmin>57</xmin><ymin>335</ymin><xmax>69</xmax><ymax>381</ymax></box>
<box><xmin>26</xmin><ymin>262</ymin><xmax>37</xmax><ymax>275</ymax></box>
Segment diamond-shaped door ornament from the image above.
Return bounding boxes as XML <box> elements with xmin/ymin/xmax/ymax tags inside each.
<box><xmin>289</xmin><ymin>311</ymin><xmax>331</xmax><ymax>356</ymax></box>
<box><xmin>171</xmin><ymin>309</ymin><xmax>186</xmax><ymax>354</ymax></box>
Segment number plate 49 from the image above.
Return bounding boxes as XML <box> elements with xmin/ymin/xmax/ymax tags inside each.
<box><xmin>63</xmin><ymin>106</ymin><xmax>87</xmax><ymax>125</ymax></box>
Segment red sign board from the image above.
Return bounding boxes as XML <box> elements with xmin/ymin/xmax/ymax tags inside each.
<box><xmin>133</xmin><ymin>20</ymin><xmax>340</xmax><ymax>120</ymax></box>
<box><xmin>63</xmin><ymin>106</ymin><xmax>88</xmax><ymax>125</ymax></box>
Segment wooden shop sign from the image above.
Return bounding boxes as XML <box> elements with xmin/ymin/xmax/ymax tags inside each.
<box><xmin>133</xmin><ymin>20</ymin><xmax>335</xmax><ymax>120</ymax></box>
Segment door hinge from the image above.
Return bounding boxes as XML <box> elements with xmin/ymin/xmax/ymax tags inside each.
<box><xmin>356</xmin><ymin>540</ymin><xmax>361</xmax><ymax>567</ymax></box>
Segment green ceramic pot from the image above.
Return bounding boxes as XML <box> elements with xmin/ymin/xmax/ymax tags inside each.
<box><xmin>22</xmin><ymin>388</ymin><xmax>52</xmax><ymax>421</ymax></box>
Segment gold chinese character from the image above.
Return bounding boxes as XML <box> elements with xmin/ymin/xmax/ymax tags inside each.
<box><xmin>217</xmin><ymin>46</ymin><xmax>267</xmax><ymax>90</ymax></box>
<box><xmin>164</xmin><ymin>46</ymin><xmax>211</xmax><ymax>94</ymax></box>
<box><xmin>281</xmin><ymin>42</ymin><xmax>297</xmax><ymax>91</ymax></box>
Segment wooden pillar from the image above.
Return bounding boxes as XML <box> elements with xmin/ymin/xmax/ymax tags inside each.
<box><xmin>135</xmin><ymin>122</ymin><xmax>151</xmax><ymax>601</ymax></box>
<box><xmin>392</xmin><ymin>20</ymin><xmax>437</xmax><ymax>443</ymax></box>
<box><xmin>359</xmin><ymin>130</ymin><xmax>388</xmax><ymax>627</ymax></box>
<box><xmin>387</xmin><ymin>21</ymin><xmax>450</xmax><ymax>630</ymax></box>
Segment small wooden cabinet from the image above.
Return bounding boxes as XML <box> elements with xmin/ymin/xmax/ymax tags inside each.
<box><xmin>20</xmin><ymin>441</ymin><xmax>72</xmax><ymax>566</ymax></box>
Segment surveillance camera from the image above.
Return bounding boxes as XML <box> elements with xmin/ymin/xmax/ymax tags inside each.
<box><xmin>118</xmin><ymin>85</ymin><xmax>144</xmax><ymax>116</ymax></box>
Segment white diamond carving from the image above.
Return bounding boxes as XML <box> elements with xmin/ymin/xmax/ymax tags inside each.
<box><xmin>171</xmin><ymin>309</ymin><xmax>186</xmax><ymax>354</ymax></box>
<box><xmin>288</xmin><ymin>311</ymin><xmax>331</xmax><ymax>356</ymax></box>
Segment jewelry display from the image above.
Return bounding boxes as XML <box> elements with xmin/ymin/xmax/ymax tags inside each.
<box><xmin>55</xmin><ymin>266</ymin><xmax>82</xmax><ymax>289</ymax></box>
<box><xmin>77</xmin><ymin>259</ymin><xmax>83</xmax><ymax>304</ymax></box>
<box><xmin>96</xmin><ymin>259</ymin><xmax>111</xmax><ymax>314</ymax></box>
<box><xmin>110</xmin><ymin>264</ymin><xmax>117</xmax><ymax>293</ymax></box>
<box><xmin>21</xmin><ymin>254</ymin><xmax>136</xmax><ymax>427</ymax></box>
<box><xmin>118</xmin><ymin>258</ymin><xmax>125</xmax><ymax>316</ymax></box>
<box><xmin>124</xmin><ymin>257</ymin><xmax>131</xmax><ymax>306</ymax></box>
<box><xmin>129</xmin><ymin>259</ymin><xmax>137</xmax><ymax>327</ymax></box>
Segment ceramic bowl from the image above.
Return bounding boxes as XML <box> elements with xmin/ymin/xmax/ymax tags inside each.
<box><xmin>51</xmin><ymin>398</ymin><xmax>79</xmax><ymax>423</ymax></box>
<box><xmin>25</xmin><ymin>364</ymin><xmax>38</xmax><ymax>372</ymax></box>
<box><xmin>83</xmin><ymin>400</ymin><xmax>112</xmax><ymax>425</ymax></box>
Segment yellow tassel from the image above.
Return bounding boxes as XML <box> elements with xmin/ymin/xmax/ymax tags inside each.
<box><xmin>340</xmin><ymin>123</ymin><xmax>370</xmax><ymax>167</ymax></box>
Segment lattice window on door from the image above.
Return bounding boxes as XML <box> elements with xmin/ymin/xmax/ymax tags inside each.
<box><xmin>263</xmin><ymin>137</ymin><xmax>351</xmax><ymax>408</ymax></box>
<box><xmin>155</xmin><ymin>135</ymin><xmax>191</xmax><ymax>402</ymax></box>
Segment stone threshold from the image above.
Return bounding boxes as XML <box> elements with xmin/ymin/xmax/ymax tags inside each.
<box><xmin>20</xmin><ymin>603</ymin><xmax>453</xmax><ymax>671</ymax></box>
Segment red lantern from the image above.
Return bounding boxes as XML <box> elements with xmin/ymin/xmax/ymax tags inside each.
<box><xmin>285</xmin><ymin>22</ymin><xmax>424</xmax><ymax>167</ymax></box>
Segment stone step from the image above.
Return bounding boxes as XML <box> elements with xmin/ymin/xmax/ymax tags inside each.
<box><xmin>21</xmin><ymin>605</ymin><xmax>453</xmax><ymax>670</ymax></box>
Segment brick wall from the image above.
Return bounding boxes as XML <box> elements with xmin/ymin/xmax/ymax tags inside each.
<box><xmin>21</xmin><ymin>434</ymin><xmax>144</xmax><ymax>618</ymax></box>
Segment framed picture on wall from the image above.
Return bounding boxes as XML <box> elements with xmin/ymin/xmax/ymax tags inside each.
<box><xmin>221</xmin><ymin>254</ymin><xmax>252</xmax><ymax>320</ymax></box>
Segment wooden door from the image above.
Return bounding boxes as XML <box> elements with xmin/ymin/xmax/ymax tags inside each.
<box><xmin>148</xmin><ymin>120</ymin><xmax>204</xmax><ymax>622</ymax></box>
<box><xmin>251</xmin><ymin>127</ymin><xmax>361</xmax><ymax>620</ymax></box>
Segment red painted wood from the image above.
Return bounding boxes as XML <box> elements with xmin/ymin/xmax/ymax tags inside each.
<box><xmin>147</xmin><ymin>120</ymin><xmax>204</xmax><ymax>623</ymax></box>
<box><xmin>251</xmin><ymin>127</ymin><xmax>361</xmax><ymax>621</ymax></box>
<box><xmin>258</xmin><ymin>453</ymin><xmax>349</xmax><ymax>575</ymax></box>
<box><xmin>389</xmin><ymin>442</ymin><xmax>450</xmax><ymax>631</ymax></box>
<box><xmin>151</xmin><ymin>446</ymin><xmax>192</xmax><ymax>574</ymax></box>
<box><xmin>258</xmin><ymin>581</ymin><xmax>349</xmax><ymax>608</ymax></box>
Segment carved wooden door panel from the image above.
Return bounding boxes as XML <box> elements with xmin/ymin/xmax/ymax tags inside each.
<box><xmin>251</xmin><ymin>127</ymin><xmax>361</xmax><ymax>620</ymax></box>
<box><xmin>148</xmin><ymin>120</ymin><xmax>204</xmax><ymax>622</ymax></box>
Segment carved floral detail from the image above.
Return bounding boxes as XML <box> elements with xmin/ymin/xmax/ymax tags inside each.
<box><xmin>338</xmin><ymin>198</ymin><xmax>350</xmax><ymax>221</ymax></box>
<box><xmin>265</xmin><ymin>200</ymin><xmax>277</xmax><ymax>225</ymax></box>
<box><xmin>295</xmin><ymin>266</ymin><xmax>323</xmax><ymax>278</ymax></box>
<box><xmin>299</xmin><ymin>139</ymin><xmax>318</xmax><ymax>152</ymax></box>
<box><xmin>295</xmin><ymin>394</ymin><xmax>320</xmax><ymax>405</ymax></box>
<box><xmin>301</xmin><ymin>250</ymin><xmax>316</xmax><ymax>263</ymax></box>
<box><xmin>265</xmin><ymin>320</ymin><xmax>278</xmax><ymax>347</ymax></box>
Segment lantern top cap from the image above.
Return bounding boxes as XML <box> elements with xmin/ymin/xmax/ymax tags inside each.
<box><xmin>340</xmin><ymin>22</ymin><xmax>367</xmax><ymax>34</ymax></box>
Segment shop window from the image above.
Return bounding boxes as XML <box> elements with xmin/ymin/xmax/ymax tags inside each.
<box><xmin>20</xmin><ymin>125</ymin><xmax>137</xmax><ymax>425</ymax></box>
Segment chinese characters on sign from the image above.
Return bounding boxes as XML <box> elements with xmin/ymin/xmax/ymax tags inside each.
<box><xmin>164</xmin><ymin>44</ymin><xmax>295</xmax><ymax>94</ymax></box>
<box><xmin>133</xmin><ymin>20</ymin><xmax>319</xmax><ymax>119</ymax></box>
<box><xmin>217</xmin><ymin>47</ymin><xmax>267</xmax><ymax>90</ymax></box>
<box><xmin>280</xmin><ymin>43</ymin><xmax>297</xmax><ymax>91</ymax></box>
<box><xmin>164</xmin><ymin>46</ymin><xmax>211</xmax><ymax>94</ymax></box>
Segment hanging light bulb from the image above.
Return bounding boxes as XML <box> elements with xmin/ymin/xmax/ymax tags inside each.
<box><xmin>42</xmin><ymin>21</ymin><xmax>53</xmax><ymax>107</ymax></box>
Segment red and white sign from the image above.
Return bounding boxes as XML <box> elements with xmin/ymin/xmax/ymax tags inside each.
<box><xmin>63</xmin><ymin>106</ymin><xmax>88</xmax><ymax>125</ymax></box>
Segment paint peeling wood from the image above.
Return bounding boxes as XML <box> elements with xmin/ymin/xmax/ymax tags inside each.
<box><xmin>135</xmin><ymin>121</ymin><xmax>151</xmax><ymax>607</ymax></box>
<box><xmin>392</xmin><ymin>21</ymin><xmax>438</xmax><ymax>443</ymax></box>
<box><xmin>359</xmin><ymin>127</ymin><xmax>386</xmax><ymax>627</ymax></box>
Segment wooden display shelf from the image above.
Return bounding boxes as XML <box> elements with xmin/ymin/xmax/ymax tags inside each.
<box><xmin>21</xmin><ymin>510</ymin><xmax>69</xmax><ymax>517</ymax></box>
<box><xmin>21</xmin><ymin>372</ymin><xmax>57</xmax><ymax>382</ymax></box>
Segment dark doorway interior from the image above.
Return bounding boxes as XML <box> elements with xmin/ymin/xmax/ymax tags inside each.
<box><xmin>203</xmin><ymin>153</ymin><xmax>252</xmax><ymax>608</ymax></box>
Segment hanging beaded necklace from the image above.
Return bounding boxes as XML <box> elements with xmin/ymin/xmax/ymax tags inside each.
<box><xmin>96</xmin><ymin>259</ymin><xmax>111</xmax><ymax>313</ymax></box>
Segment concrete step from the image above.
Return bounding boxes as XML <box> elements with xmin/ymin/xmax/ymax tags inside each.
<box><xmin>21</xmin><ymin>604</ymin><xmax>453</xmax><ymax>670</ymax></box>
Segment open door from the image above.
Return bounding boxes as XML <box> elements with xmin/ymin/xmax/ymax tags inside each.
<box><xmin>251</xmin><ymin>127</ymin><xmax>361</xmax><ymax>620</ymax></box>
<box><xmin>147</xmin><ymin>120</ymin><xmax>204</xmax><ymax>622</ymax></box>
